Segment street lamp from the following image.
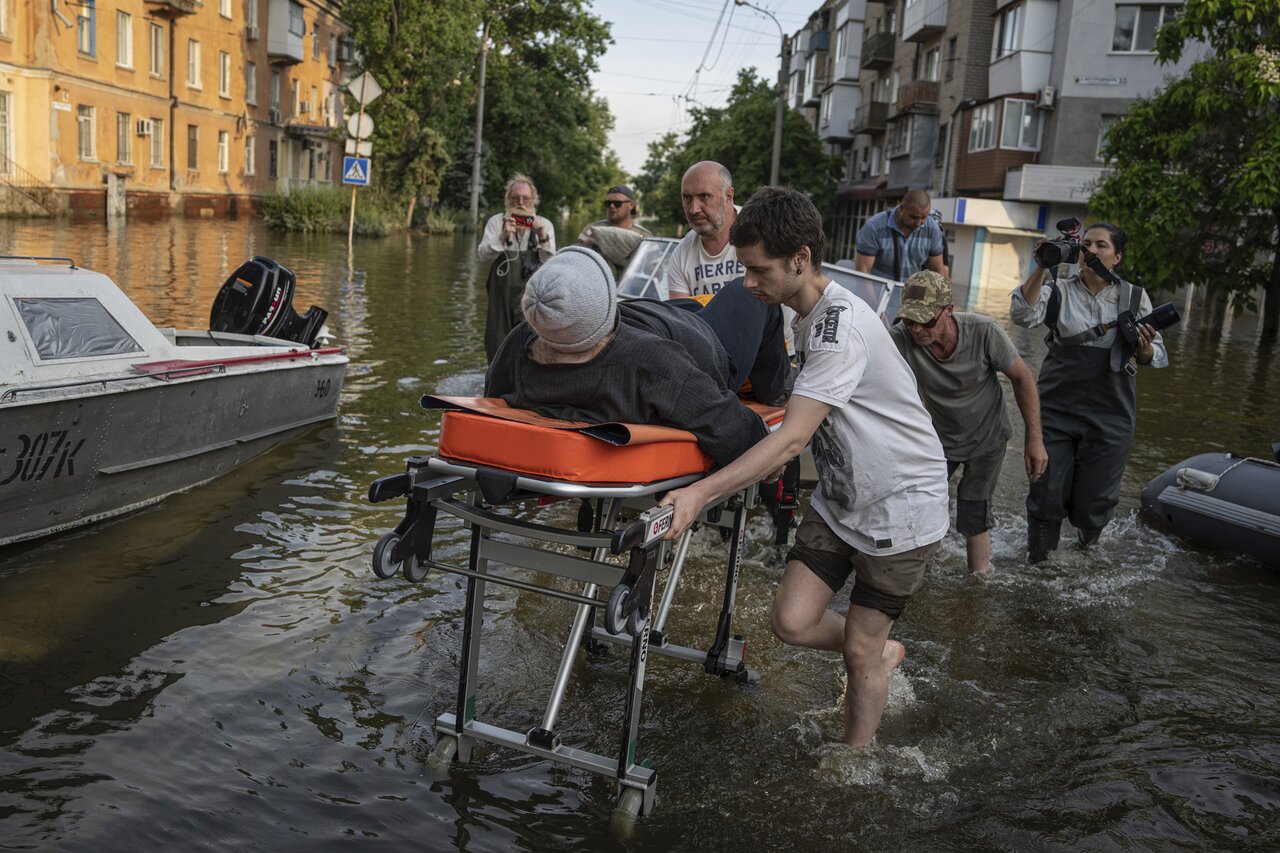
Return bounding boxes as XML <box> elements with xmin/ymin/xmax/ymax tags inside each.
<box><xmin>734</xmin><ymin>0</ymin><xmax>790</xmax><ymax>186</ymax></box>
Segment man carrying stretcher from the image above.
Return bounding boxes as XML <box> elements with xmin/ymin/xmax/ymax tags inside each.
<box><xmin>485</xmin><ymin>245</ymin><xmax>789</xmax><ymax>468</ymax></box>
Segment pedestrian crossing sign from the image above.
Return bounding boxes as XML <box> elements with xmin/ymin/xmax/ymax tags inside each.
<box><xmin>342</xmin><ymin>156</ymin><xmax>371</xmax><ymax>186</ymax></box>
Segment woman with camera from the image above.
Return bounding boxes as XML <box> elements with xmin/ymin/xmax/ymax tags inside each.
<box><xmin>477</xmin><ymin>173</ymin><xmax>557</xmax><ymax>361</ymax></box>
<box><xmin>1010</xmin><ymin>222</ymin><xmax>1168</xmax><ymax>562</ymax></box>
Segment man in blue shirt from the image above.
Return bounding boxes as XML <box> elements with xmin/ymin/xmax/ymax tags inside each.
<box><xmin>853</xmin><ymin>189</ymin><xmax>949</xmax><ymax>282</ymax></box>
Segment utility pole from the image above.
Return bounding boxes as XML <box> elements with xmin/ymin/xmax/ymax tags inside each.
<box><xmin>467</xmin><ymin>17</ymin><xmax>491</xmax><ymax>229</ymax></box>
<box><xmin>735</xmin><ymin>0</ymin><xmax>788</xmax><ymax>186</ymax></box>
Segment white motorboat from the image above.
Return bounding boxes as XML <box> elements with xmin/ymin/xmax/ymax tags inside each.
<box><xmin>1</xmin><ymin>254</ymin><xmax>349</xmax><ymax>547</ymax></box>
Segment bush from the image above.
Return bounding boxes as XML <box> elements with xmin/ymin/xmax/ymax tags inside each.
<box><xmin>261</xmin><ymin>186</ymin><xmax>398</xmax><ymax>236</ymax></box>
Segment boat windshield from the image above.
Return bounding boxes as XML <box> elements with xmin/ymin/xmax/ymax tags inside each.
<box><xmin>16</xmin><ymin>297</ymin><xmax>143</xmax><ymax>360</ymax></box>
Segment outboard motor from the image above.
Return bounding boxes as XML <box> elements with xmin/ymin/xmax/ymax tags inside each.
<box><xmin>209</xmin><ymin>256</ymin><xmax>329</xmax><ymax>347</ymax></box>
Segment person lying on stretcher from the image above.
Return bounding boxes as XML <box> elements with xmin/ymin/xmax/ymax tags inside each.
<box><xmin>485</xmin><ymin>246</ymin><xmax>790</xmax><ymax>468</ymax></box>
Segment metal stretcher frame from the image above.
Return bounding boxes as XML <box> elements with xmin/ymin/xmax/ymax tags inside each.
<box><xmin>367</xmin><ymin>453</ymin><xmax>763</xmax><ymax>819</ymax></box>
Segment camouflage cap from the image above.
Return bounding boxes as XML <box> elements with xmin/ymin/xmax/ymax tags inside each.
<box><xmin>895</xmin><ymin>270</ymin><xmax>953</xmax><ymax>324</ymax></box>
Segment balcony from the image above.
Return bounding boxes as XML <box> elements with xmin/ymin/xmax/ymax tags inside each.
<box><xmin>805</xmin><ymin>75</ymin><xmax>828</xmax><ymax>106</ymax></box>
<box><xmin>805</xmin><ymin>30</ymin><xmax>831</xmax><ymax>57</ymax></box>
<box><xmin>144</xmin><ymin>0</ymin><xmax>197</xmax><ymax>16</ymax></box>
<box><xmin>850</xmin><ymin>101</ymin><xmax>889</xmax><ymax>134</ymax></box>
<box><xmin>267</xmin><ymin>0</ymin><xmax>305</xmax><ymax>65</ymax></box>
<box><xmin>902</xmin><ymin>0</ymin><xmax>947</xmax><ymax>43</ymax></box>
<box><xmin>895</xmin><ymin>79</ymin><xmax>939</xmax><ymax>114</ymax></box>
<box><xmin>860</xmin><ymin>31</ymin><xmax>895</xmax><ymax>70</ymax></box>
<box><xmin>1004</xmin><ymin>164</ymin><xmax>1110</xmax><ymax>203</ymax></box>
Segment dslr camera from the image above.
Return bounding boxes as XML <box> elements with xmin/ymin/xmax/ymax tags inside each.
<box><xmin>1116</xmin><ymin>302</ymin><xmax>1181</xmax><ymax>347</ymax></box>
<box><xmin>1035</xmin><ymin>217</ymin><xmax>1082</xmax><ymax>267</ymax></box>
<box><xmin>510</xmin><ymin>213</ymin><xmax>536</xmax><ymax>229</ymax></box>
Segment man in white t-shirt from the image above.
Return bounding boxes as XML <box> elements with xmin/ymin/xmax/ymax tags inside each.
<box><xmin>664</xmin><ymin>161</ymin><xmax>745</xmax><ymax>299</ymax></box>
<box><xmin>662</xmin><ymin>187</ymin><xmax>949</xmax><ymax>750</ymax></box>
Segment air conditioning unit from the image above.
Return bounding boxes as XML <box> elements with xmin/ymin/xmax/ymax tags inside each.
<box><xmin>135</xmin><ymin>118</ymin><xmax>154</xmax><ymax>136</ymax></box>
<box><xmin>268</xmin><ymin>107</ymin><xmax>282</xmax><ymax>124</ymax></box>
<box><xmin>1036</xmin><ymin>85</ymin><xmax>1057</xmax><ymax>110</ymax></box>
<box><xmin>246</xmin><ymin>25</ymin><xmax>260</xmax><ymax>41</ymax></box>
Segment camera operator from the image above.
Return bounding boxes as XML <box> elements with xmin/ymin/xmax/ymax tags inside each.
<box><xmin>477</xmin><ymin>173</ymin><xmax>557</xmax><ymax>361</ymax></box>
<box><xmin>1010</xmin><ymin>222</ymin><xmax>1168</xmax><ymax>563</ymax></box>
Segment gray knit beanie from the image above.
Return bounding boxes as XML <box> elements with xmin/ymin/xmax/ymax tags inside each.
<box><xmin>521</xmin><ymin>246</ymin><xmax>618</xmax><ymax>353</ymax></box>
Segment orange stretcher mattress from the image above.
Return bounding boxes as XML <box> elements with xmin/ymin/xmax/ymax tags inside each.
<box><xmin>425</xmin><ymin>395</ymin><xmax>784</xmax><ymax>485</ymax></box>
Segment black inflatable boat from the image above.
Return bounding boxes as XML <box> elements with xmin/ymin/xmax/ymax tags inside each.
<box><xmin>1140</xmin><ymin>445</ymin><xmax>1280</xmax><ymax>568</ymax></box>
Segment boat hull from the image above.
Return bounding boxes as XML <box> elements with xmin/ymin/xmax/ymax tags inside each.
<box><xmin>1</xmin><ymin>360</ymin><xmax>345</xmax><ymax>547</ymax></box>
<box><xmin>1140</xmin><ymin>452</ymin><xmax>1280</xmax><ymax>568</ymax></box>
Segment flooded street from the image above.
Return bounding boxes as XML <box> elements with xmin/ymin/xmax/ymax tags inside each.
<box><xmin>1</xmin><ymin>217</ymin><xmax>1278</xmax><ymax>851</ymax></box>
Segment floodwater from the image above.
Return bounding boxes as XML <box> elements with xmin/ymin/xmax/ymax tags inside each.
<box><xmin>1</xmin><ymin>217</ymin><xmax>1277</xmax><ymax>851</ymax></box>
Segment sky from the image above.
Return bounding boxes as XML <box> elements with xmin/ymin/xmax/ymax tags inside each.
<box><xmin>587</xmin><ymin>0</ymin><xmax>811</xmax><ymax>175</ymax></box>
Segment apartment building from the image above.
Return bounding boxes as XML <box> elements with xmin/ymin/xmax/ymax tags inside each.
<box><xmin>786</xmin><ymin>0</ymin><xmax>1199</xmax><ymax>307</ymax></box>
<box><xmin>0</xmin><ymin>0</ymin><xmax>350</xmax><ymax>217</ymax></box>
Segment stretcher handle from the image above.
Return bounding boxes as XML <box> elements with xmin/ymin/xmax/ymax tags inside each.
<box><xmin>610</xmin><ymin>506</ymin><xmax>675</xmax><ymax>555</ymax></box>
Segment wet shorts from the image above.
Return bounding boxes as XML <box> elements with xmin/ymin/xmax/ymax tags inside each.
<box><xmin>946</xmin><ymin>444</ymin><xmax>1006</xmax><ymax>537</ymax></box>
<box><xmin>784</xmin><ymin>513</ymin><xmax>940</xmax><ymax>620</ymax></box>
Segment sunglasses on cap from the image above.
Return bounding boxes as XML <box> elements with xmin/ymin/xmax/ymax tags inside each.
<box><xmin>604</xmin><ymin>199</ymin><xmax>629</xmax><ymax>208</ymax></box>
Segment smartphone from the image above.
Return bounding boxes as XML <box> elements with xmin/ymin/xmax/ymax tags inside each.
<box><xmin>510</xmin><ymin>213</ymin><xmax>535</xmax><ymax>229</ymax></box>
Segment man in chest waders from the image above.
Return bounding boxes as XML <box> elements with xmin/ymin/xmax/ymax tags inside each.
<box><xmin>477</xmin><ymin>173</ymin><xmax>557</xmax><ymax>361</ymax></box>
<box><xmin>1010</xmin><ymin>222</ymin><xmax>1168</xmax><ymax>562</ymax></box>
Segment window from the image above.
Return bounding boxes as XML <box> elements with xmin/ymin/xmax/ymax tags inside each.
<box><xmin>150</xmin><ymin>118</ymin><xmax>164</xmax><ymax>167</ymax></box>
<box><xmin>309</xmin><ymin>85</ymin><xmax>317</xmax><ymax>118</ymax></box>
<box><xmin>945</xmin><ymin>37</ymin><xmax>957</xmax><ymax>82</ymax></box>
<box><xmin>1000</xmin><ymin>99</ymin><xmax>1042</xmax><ymax>150</ymax></box>
<box><xmin>270</xmin><ymin>70</ymin><xmax>281</xmax><ymax>108</ymax></box>
<box><xmin>968</xmin><ymin>101</ymin><xmax>997</xmax><ymax>152</ymax></box>
<box><xmin>887</xmin><ymin>116</ymin><xmax>912</xmax><ymax>157</ymax></box>
<box><xmin>288</xmin><ymin>1</ymin><xmax>305</xmax><ymax>37</ymax></box>
<box><xmin>0</xmin><ymin>91</ymin><xmax>12</xmax><ymax>174</ymax></box>
<box><xmin>149</xmin><ymin>24</ymin><xmax>164</xmax><ymax>76</ymax></box>
<box><xmin>77</xmin><ymin>0</ymin><xmax>96</xmax><ymax>56</ymax></box>
<box><xmin>186</xmin><ymin>124</ymin><xmax>198</xmax><ymax>170</ymax></box>
<box><xmin>995</xmin><ymin>4</ymin><xmax>1022</xmax><ymax>59</ymax></box>
<box><xmin>77</xmin><ymin>106</ymin><xmax>96</xmax><ymax>160</ymax></box>
<box><xmin>890</xmin><ymin>70</ymin><xmax>900</xmax><ymax>106</ymax></box>
<box><xmin>217</xmin><ymin>130</ymin><xmax>228</xmax><ymax>172</ymax></box>
<box><xmin>870</xmin><ymin>144</ymin><xmax>881</xmax><ymax>178</ymax></box>
<box><xmin>328</xmin><ymin>34</ymin><xmax>337</xmax><ymax>66</ymax></box>
<box><xmin>292</xmin><ymin>79</ymin><xmax>301</xmax><ymax>116</ymax></box>
<box><xmin>312</xmin><ymin>30</ymin><xmax>320</xmax><ymax>60</ymax></box>
<box><xmin>246</xmin><ymin>61</ymin><xmax>257</xmax><ymax>104</ymax></box>
<box><xmin>187</xmin><ymin>40</ymin><xmax>201</xmax><ymax>88</ymax></box>
<box><xmin>116</xmin><ymin>112</ymin><xmax>131</xmax><ymax>163</ymax></box>
<box><xmin>219</xmin><ymin>51</ymin><xmax>231</xmax><ymax>97</ymax></box>
<box><xmin>220</xmin><ymin>0</ymin><xmax>232</xmax><ymax>18</ymax></box>
<box><xmin>0</xmin><ymin>0</ymin><xmax>8</xmax><ymax>37</ymax></box>
<box><xmin>835</xmin><ymin>23</ymin><xmax>848</xmax><ymax>59</ymax></box>
<box><xmin>16</xmin><ymin>298</ymin><xmax>142</xmax><ymax>360</ymax></box>
<box><xmin>115</xmin><ymin>12</ymin><xmax>132</xmax><ymax>67</ymax></box>
<box><xmin>247</xmin><ymin>0</ymin><xmax>258</xmax><ymax>26</ymax></box>
<box><xmin>245</xmin><ymin>135</ymin><xmax>255</xmax><ymax>175</ymax></box>
<box><xmin>1112</xmin><ymin>4</ymin><xmax>1178</xmax><ymax>53</ymax></box>
<box><xmin>268</xmin><ymin>139</ymin><xmax>278</xmax><ymax>178</ymax></box>
<box><xmin>820</xmin><ymin>91</ymin><xmax>832</xmax><ymax>125</ymax></box>
<box><xmin>1096</xmin><ymin>114</ymin><xmax>1121</xmax><ymax>161</ymax></box>
<box><xmin>925</xmin><ymin>47</ymin><xmax>940</xmax><ymax>81</ymax></box>
<box><xmin>935</xmin><ymin>123</ymin><xmax>947</xmax><ymax>168</ymax></box>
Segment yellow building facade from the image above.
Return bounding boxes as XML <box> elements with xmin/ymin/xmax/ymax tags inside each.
<box><xmin>0</xmin><ymin>0</ymin><xmax>349</xmax><ymax>216</ymax></box>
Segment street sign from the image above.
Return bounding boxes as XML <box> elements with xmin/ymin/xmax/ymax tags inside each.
<box><xmin>342</xmin><ymin>156</ymin><xmax>371</xmax><ymax>186</ymax></box>
<box><xmin>345</xmin><ymin>72</ymin><xmax>382</xmax><ymax>107</ymax></box>
<box><xmin>347</xmin><ymin>113</ymin><xmax>374</xmax><ymax>139</ymax></box>
<box><xmin>344</xmin><ymin>138</ymin><xmax>373</xmax><ymax>156</ymax></box>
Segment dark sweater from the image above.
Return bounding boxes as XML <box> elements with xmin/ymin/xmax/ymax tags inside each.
<box><xmin>485</xmin><ymin>301</ymin><xmax>768</xmax><ymax>467</ymax></box>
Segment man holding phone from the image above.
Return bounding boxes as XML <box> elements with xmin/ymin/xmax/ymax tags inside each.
<box><xmin>478</xmin><ymin>173</ymin><xmax>557</xmax><ymax>360</ymax></box>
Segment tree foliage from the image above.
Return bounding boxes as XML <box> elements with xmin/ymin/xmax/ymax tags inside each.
<box><xmin>1089</xmin><ymin>0</ymin><xmax>1280</xmax><ymax>337</ymax></box>
<box><xmin>637</xmin><ymin>70</ymin><xmax>841</xmax><ymax>224</ymax></box>
<box><xmin>339</xmin><ymin>0</ymin><xmax>615</xmax><ymax>216</ymax></box>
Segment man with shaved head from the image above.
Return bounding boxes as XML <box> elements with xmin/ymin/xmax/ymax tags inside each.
<box><xmin>664</xmin><ymin>161</ymin><xmax>745</xmax><ymax>300</ymax></box>
<box><xmin>853</xmin><ymin>189</ymin><xmax>949</xmax><ymax>282</ymax></box>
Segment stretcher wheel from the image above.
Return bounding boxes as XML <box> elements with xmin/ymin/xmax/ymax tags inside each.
<box><xmin>402</xmin><ymin>552</ymin><xmax>429</xmax><ymax>583</ymax></box>
<box><xmin>426</xmin><ymin>735</ymin><xmax>458</xmax><ymax>772</ymax></box>
<box><xmin>612</xmin><ymin>786</ymin><xmax>645</xmax><ymax>828</ymax></box>
<box><xmin>626</xmin><ymin>606</ymin><xmax>645</xmax><ymax>637</ymax></box>
<box><xmin>604</xmin><ymin>583</ymin><xmax>630</xmax><ymax>636</ymax></box>
<box><xmin>372</xmin><ymin>531</ymin><xmax>402</xmax><ymax>579</ymax></box>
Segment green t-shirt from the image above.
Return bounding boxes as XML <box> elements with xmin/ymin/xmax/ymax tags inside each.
<box><xmin>889</xmin><ymin>312</ymin><xmax>1017</xmax><ymax>460</ymax></box>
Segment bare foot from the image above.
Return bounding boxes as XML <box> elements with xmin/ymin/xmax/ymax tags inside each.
<box><xmin>882</xmin><ymin>640</ymin><xmax>906</xmax><ymax>674</ymax></box>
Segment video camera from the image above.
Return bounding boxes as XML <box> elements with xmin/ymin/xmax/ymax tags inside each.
<box><xmin>1117</xmin><ymin>302</ymin><xmax>1181</xmax><ymax>347</ymax></box>
<box><xmin>1035</xmin><ymin>217</ymin><xmax>1082</xmax><ymax>267</ymax></box>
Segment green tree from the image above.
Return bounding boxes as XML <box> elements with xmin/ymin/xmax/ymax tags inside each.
<box><xmin>1089</xmin><ymin>0</ymin><xmax>1280</xmax><ymax>338</ymax></box>
<box><xmin>643</xmin><ymin>70</ymin><xmax>841</xmax><ymax>225</ymax></box>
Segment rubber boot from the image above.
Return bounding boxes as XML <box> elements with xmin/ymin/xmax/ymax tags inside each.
<box><xmin>1027</xmin><ymin>517</ymin><xmax>1062</xmax><ymax>564</ymax></box>
<box><xmin>1075</xmin><ymin>525</ymin><xmax>1103</xmax><ymax>549</ymax></box>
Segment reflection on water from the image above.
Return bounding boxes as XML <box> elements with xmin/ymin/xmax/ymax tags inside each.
<box><xmin>1</xmin><ymin>218</ymin><xmax>1278</xmax><ymax>851</ymax></box>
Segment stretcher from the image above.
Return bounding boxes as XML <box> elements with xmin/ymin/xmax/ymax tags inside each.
<box><xmin>367</xmin><ymin>395</ymin><xmax>785</xmax><ymax>820</ymax></box>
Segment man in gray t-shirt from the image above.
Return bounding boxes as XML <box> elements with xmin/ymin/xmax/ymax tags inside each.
<box><xmin>889</xmin><ymin>271</ymin><xmax>1047</xmax><ymax>573</ymax></box>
